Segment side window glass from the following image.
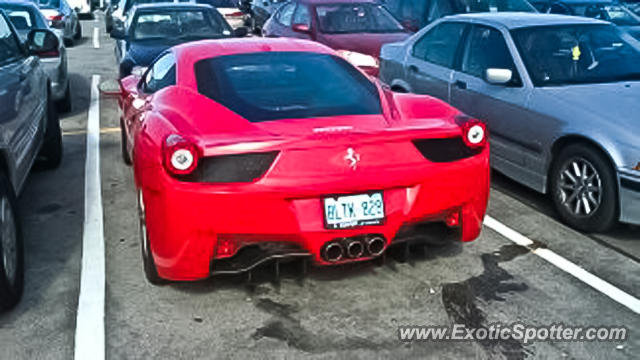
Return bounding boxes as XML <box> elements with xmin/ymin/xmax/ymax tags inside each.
<box><xmin>0</xmin><ymin>15</ymin><xmax>22</xmax><ymax>64</ymax></box>
<box><xmin>412</xmin><ymin>22</ymin><xmax>466</xmax><ymax>68</ymax></box>
<box><xmin>292</xmin><ymin>4</ymin><xmax>311</xmax><ymax>26</ymax></box>
<box><xmin>462</xmin><ymin>25</ymin><xmax>521</xmax><ymax>86</ymax></box>
<box><xmin>144</xmin><ymin>53</ymin><xmax>176</xmax><ymax>93</ymax></box>
<box><xmin>277</xmin><ymin>3</ymin><xmax>296</xmax><ymax>26</ymax></box>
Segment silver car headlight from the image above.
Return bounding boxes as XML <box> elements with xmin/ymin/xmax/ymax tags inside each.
<box><xmin>337</xmin><ymin>50</ymin><xmax>379</xmax><ymax>68</ymax></box>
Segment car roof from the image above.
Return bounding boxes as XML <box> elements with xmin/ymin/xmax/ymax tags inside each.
<box><xmin>531</xmin><ymin>0</ymin><xmax>615</xmax><ymax>3</ymax></box>
<box><xmin>444</xmin><ymin>12</ymin><xmax>610</xmax><ymax>29</ymax></box>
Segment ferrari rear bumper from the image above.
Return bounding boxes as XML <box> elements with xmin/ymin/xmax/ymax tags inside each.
<box><xmin>140</xmin><ymin>148</ymin><xmax>490</xmax><ymax>281</ymax></box>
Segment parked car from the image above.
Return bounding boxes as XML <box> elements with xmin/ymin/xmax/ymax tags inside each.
<box><xmin>262</xmin><ymin>0</ymin><xmax>411</xmax><ymax>76</ymax></box>
<box><xmin>197</xmin><ymin>0</ymin><xmax>246</xmax><ymax>29</ymax></box>
<box><xmin>114</xmin><ymin>37</ymin><xmax>490</xmax><ymax>283</ymax></box>
<box><xmin>380</xmin><ymin>0</ymin><xmax>538</xmax><ymax>32</ymax></box>
<box><xmin>0</xmin><ymin>11</ymin><xmax>63</xmax><ymax>311</ymax></box>
<box><xmin>66</xmin><ymin>0</ymin><xmax>93</xmax><ymax>16</ymax></box>
<box><xmin>111</xmin><ymin>3</ymin><xmax>247</xmax><ymax>78</ymax></box>
<box><xmin>246</xmin><ymin>0</ymin><xmax>286</xmax><ymax>34</ymax></box>
<box><xmin>380</xmin><ymin>13</ymin><xmax>640</xmax><ymax>232</ymax></box>
<box><xmin>0</xmin><ymin>1</ymin><xmax>71</xmax><ymax>112</ymax></box>
<box><xmin>106</xmin><ymin>0</ymin><xmax>192</xmax><ymax>33</ymax></box>
<box><xmin>35</xmin><ymin>0</ymin><xmax>81</xmax><ymax>46</ymax></box>
<box><xmin>530</xmin><ymin>0</ymin><xmax>640</xmax><ymax>39</ymax></box>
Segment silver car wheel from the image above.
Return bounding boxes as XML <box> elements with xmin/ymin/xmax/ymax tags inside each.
<box><xmin>558</xmin><ymin>158</ymin><xmax>602</xmax><ymax>217</ymax></box>
<box><xmin>0</xmin><ymin>195</ymin><xmax>17</xmax><ymax>286</ymax></box>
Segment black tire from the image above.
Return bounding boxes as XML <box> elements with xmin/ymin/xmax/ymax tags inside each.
<box><xmin>64</xmin><ymin>37</ymin><xmax>74</xmax><ymax>47</ymax></box>
<box><xmin>74</xmin><ymin>21</ymin><xmax>82</xmax><ymax>40</ymax></box>
<box><xmin>138</xmin><ymin>190</ymin><xmax>166</xmax><ymax>285</ymax></box>
<box><xmin>39</xmin><ymin>92</ymin><xmax>63</xmax><ymax>169</ymax></box>
<box><xmin>0</xmin><ymin>172</ymin><xmax>24</xmax><ymax>312</ymax></box>
<box><xmin>120</xmin><ymin>119</ymin><xmax>132</xmax><ymax>165</ymax></box>
<box><xmin>56</xmin><ymin>83</ymin><xmax>72</xmax><ymax>113</ymax></box>
<box><xmin>550</xmin><ymin>143</ymin><xmax>617</xmax><ymax>232</ymax></box>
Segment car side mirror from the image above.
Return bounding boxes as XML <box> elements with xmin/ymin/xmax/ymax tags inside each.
<box><xmin>485</xmin><ymin>68</ymin><xmax>513</xmax><ymax>85</ymax></box>
<box><xmin>111</xmin><ymin>27</ymin><xmax>127</xmax><ymax>40</ymax></box>
<box><xmin>98</xmin><ymin>79</ymin><xmax>122</xmax><ymax>97</ymax></box>
<box><xmin>292</xmin><ymin>23</ymin><xmax>311</xmax><ymax>34</ymax></box>
<box><xmin>26</xmin><ymin>29</ymin><xmax>59</xmax><ymax>57</ymax></box>
<box><xmin>233</xmin><ymin>27</ymin><xmax>249</xmax><ymax>38</ymax></box>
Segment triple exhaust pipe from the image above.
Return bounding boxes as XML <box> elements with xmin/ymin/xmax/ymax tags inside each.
<box><xmin>322</xmin><ymin>236</ymin><xmax>386</xmax><ymax>262</ymax></box>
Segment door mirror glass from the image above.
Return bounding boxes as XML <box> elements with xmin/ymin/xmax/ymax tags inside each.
<box><xmin>485</xmin><ymin>68</ymin><xmax>513</xmax><ymax>85</ymax></box>
<box><xmin>26</xmin><ymin>29</ymin><xmax>59</xmax><ymax>57</ymax></box>
<box><xmin>110</xmin><ymin>27</ymin><xmax>127</xmax><ymax>39</ymax></box>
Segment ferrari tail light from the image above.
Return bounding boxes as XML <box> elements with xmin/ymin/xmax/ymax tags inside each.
<box><xmin>190</xmin><ymin>151</ymin><xmax>279</xmax><ymax>183</ymax></box>
<box><xmin>460</xmin><ymin>119</ymin><xmax>487</xmax><ymax>149</ymax></box>
<box><xmin>163</xmin><ymin>134</ymin><xmax>200</xmax><ymax>176</ymax></box>
<box><xmin>413</xmin><ymin>138</ymin><xmax>479</xmax><ymax>163</ymax></box>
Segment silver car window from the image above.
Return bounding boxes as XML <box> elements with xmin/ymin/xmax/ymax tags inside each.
<box><xmin>276</xmin><ymin>3</ymin><xmax>296</xmax><ymax>26</ymax></box>
<box><xmin>412</xmin><ymin>22</ymin><xmax>467</xmax><ymax>68</ymax></box>
<box><xmin>462</xmin><ymin>25</ymin><xmax>522</xmax><ymax>86</ymax></box>
<box><xmin>144</xmin><ymin>52</ymin><xmax>176</xmax><ymax>93</ymax></box>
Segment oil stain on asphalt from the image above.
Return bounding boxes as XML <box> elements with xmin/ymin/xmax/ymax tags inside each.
<box><xmin>442</xmin><ymin>244</ymin><xmax>532</xmax><ymax>360</ymax></box>
<box><xmin>252</xmin><ymin>298</ymin><xmax>383</xmax><ymax>353</ymax></box>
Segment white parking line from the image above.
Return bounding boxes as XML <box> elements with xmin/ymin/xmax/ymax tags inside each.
<box><xmin>93</xmin><ymin>27</ymin><xmax>100</xmax><ymax>49</ymax></box>
<box><xmin>74</xmin><ymin>75</ymin><xmax>105</xmax><ymax>360</ymax></box>
<box><xmin>484</xmin><ymin>215</ymin><xmax>640</xmax><ymax>314</ymax></box>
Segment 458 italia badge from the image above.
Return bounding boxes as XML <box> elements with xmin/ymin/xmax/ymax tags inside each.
<box><xmin>344</xmin><ymin>148</ymin><xmax>361</xmax><ymax>170</ymax></box>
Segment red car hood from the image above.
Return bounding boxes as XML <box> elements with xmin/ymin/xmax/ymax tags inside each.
<box><xmin>317</xmin><ymin>32</ymin><xmax>410</xmax><ymax>58</ymax></box>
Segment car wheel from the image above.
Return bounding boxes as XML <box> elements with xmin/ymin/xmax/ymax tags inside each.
<box><xmin>56</xmin><ymin>82</ymin><xmax>72</xmax><ymax>113</ymax></box>
<box><xmin>64</xmin><ymin>37</ymin><xmax>74</xmax><ymax>47</ymax></box>
<box><xmin>0</xmin><ymin>172</ymin><xmax>24</xmax><ymax>312</ymax></box>
<box><xmin>137</xmin><ymin>190</ymin><xmax>166</xmax><ymax>285</ymax></box>
<box><xmin>120</xmin><ymin>118</ymin><xmax>132</xmax><ymax>165</ymax></box>
<box><xmin>39</xmin><ymin>92</ymin><xmax>63</xmax><ymax>169</ymax></box>
<box><xmin>74</xmin><ymin>21</ymin><xmax>82</xmax><ymax>40</ymax></box>
<box><xmin>550</xmin><ymin>143</ymin><xmax>617</xmax><ymax>232</ymax></box>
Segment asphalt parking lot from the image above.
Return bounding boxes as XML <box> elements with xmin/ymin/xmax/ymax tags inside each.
<box><xmin>0</xmin><ymin>14</ymin><xmax>638</xmax><ymax>360</ymax></box>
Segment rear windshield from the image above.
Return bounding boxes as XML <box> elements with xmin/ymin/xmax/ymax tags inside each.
<box><xmin>316</xmin><ymin>3</ymin><xmax>405</xmax><ymax>34</ymax></box>
<box><xmin>195</xmin><ymin>52</ymin><xmax>382</xmax><ymax>122</ymax></box>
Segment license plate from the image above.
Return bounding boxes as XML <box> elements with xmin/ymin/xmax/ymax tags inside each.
<box><xmin>323</xmin><ymin>192</ymin><xmax>385</xmax><ymax>229</ymax></box>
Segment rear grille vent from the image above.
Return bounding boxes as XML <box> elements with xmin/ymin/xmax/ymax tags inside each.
<box><xmin>413</xmin><ymin>137</ymin><xmax>480</xmax><ymax>163</ymax></box>
<box><xmin>184</xmin><ymin>151</ymin><xmax>279</xmax><ymax>183</ymax></box>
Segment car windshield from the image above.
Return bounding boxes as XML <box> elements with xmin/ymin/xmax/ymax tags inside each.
<box><xmin>194</xmin><ymin>52</ymin><xmax>382</xmax><ymax>122</ymax></box>
<box><xmin>383</xmin><ymin>0</ymin><xmax>536</xmax><ymax>30</ymax></box>
<box><xmin>565</xmin><ymin>4</ymin><xmax>640</xmax><ymax>26</ymax></box>
<box><xmin>512</xmin><ymin>24</ymin><xmax>640</xmax><ymax>86</ymax></box>
<box><xmin>37</xmin><ymin>0</ymin><xmax>61</xmax><ymax>9</ymax></box>
<box><xmin>316</xmin><ymin>3</ymin><xmax>405</xmax><ymax>34</ymax></box>
<box><xmin>132</xmin><ymin>10</ymin><xmax>231</xmax><ymax>41</ymax></box>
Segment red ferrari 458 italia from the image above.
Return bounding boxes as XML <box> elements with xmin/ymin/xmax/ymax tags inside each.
<box><xmin>117</xmin><ymin>38</ymin><xmax>490</xmax><ymax>283</ymax></box>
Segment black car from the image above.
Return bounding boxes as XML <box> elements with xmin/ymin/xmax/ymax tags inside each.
<box><xmin>111</xmin><ymin>3</ymin><xmax>247</xmax><ymax>78</ymax></box>
<box><xmin>0</xmin><ymin>10</ymin><xmax>62</xmax><ymax>312</ymax></box>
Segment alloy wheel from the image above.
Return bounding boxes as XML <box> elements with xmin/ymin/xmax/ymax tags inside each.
<box><xmin>557</xmin><ymin>157</ymin><xmax>603</xmax><ymax>217</ymax></box>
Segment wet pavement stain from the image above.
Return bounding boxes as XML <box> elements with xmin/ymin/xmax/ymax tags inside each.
<box><xmin>442</xmin><ymin>244</ymin><xmax>532</xmax><ymax>360</ymax></box>
<box><xmin>252</xmin><ymin>298</ymin><xmax>384</xmax><ymax>353</ymax></box>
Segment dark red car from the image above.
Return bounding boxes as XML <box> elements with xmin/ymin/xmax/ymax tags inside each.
<box><xmin>262</xmin><ymin>0</ymin><xmax>411</xmax><ymax>75</ymax></box>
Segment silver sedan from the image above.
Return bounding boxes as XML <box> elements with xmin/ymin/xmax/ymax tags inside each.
<box><xmin>0</xmin><ymin>1</ymin><xmax>72</xmax><ymax>112</ymax></box>
<box><xmin>380</xmin><ymin>13</ymin><xmax>640</xmax><ymax>232</ymax></box>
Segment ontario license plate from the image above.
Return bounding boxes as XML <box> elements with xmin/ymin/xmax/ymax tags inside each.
<box><xmin>323</xmin><ymin>192</ymin><xmax>385</xmax><ymax>229</ymax></box>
